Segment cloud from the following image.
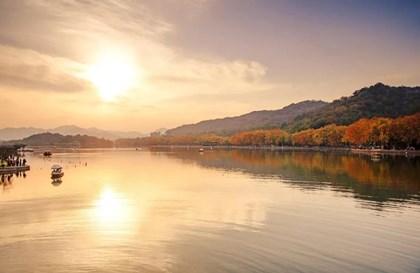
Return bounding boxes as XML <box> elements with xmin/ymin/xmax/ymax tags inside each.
<box><xmin>0</xmin><ymin>0</ymin><xmax>273</xmax><ymax>97</ymax></box>
<box><xmin>0</xmin><ymin>45</ymin><xmax>90</xmax><ymax>93</ymax></box>
<box><xmin>33</xmin><ymin>0</ymin><xmax>174</xmax><ymax>38</ymax></box>
<box><xmin>146</xmin><ymin>58</ymin><xmax>272</xmax><ymax>96</ymax></box>
<box><xmin>0</xmin><ymin>0</ymin><xmax>276</xmax><ymax>131</ymax></box>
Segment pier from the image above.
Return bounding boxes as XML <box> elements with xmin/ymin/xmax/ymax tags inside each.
<box><xmin>0</xmin><ymin>144</ymin><xmax>30</xmax><ymax>175</ymax></box>
<box><xmin>0</xmin><ymin>165</ymin><xmax>30</xmax><ymax>175</ymax></box>
<box><xmin>0</xmin><ymin>165</ymin><xmax>31</xmax><ymax>175</ymax></box>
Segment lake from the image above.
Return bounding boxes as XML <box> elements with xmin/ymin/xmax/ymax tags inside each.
<box><xmin>1</xmin><ymin>149</ymin><xmax>420</xmax><ymax>273</ymax></box>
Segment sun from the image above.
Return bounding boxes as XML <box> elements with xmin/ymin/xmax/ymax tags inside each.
<box><xmin>87</xmin><ymin>51</ymin><xmax>138</xmax><ymax>101</ymax></box>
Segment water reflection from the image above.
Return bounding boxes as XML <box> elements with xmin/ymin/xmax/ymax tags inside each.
<box><xmin>93</xmin><ymin>187</ymin><xmax>133</xmax><ymax>231</ymax></box>
<box><xmin>1</xmin><ymin>172</ymin><xmax>27</xmax><ymax>191</ymax></box>
<box><xmin>159</xmin><ymin>149</ymin><xmax>420</xmax><ymax>210</ymax></box>
<box><xmin>51</xmin><ymin>178</ymin><xmax>62</xmax><ymax>186</ymax></box>
<box><xmin>0</xmin><ymin>150</ymin><xmax>420</xmax><ymax>273</ymax></box>
<box><xmin>148</xmin><ymin>148</ymin><xmax>420</xmax><ymax>273</ymax></box>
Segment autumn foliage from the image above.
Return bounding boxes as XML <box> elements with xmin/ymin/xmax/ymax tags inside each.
<box><xmin>116</xmin><ymin>113</ymin><xmax>420</xmax><ymax>149</ymax></box>
<box><xmin>291</xmin><ymin>114</ymin><xmax>419</xmax><ymax>148</ymax></box>
<box><xmin>292</xmin><ymin>124</ymin><xmax>347</xmax><ymax>146</ymax></box>
<box><xmin>342</xmin><ymin>114</ymin><xmax>420</xmax><ymax>148</ymax></box>
<box><xmin>230</xmin><ymin>129</ymin><xmax>290</xmax><ymax>146</ymax></box>
<box><xmin>116</xmin><ymin>134</ymin><xmax>230</xmax><ymax>147</ymax></box>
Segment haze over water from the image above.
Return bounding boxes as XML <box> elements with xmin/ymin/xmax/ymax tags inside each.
<box><xmin>1</xmin><ymin>149</ymin><xmax>420</xmax><ymax>273</ymax></box>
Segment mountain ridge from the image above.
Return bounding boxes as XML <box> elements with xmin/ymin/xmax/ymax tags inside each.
<box><xmin>166</xmin><ymin>83</ymin><xmax>420</xmax><ymax>135</ymax></box>
<box><xmin>6</xmin><ymin>132</ymin><xmax>114</xmax><ymax>148</ymax></box>
<box><xmin>0</xmin><ymin>125</ymin><xmax>144</xmax><ymax>141</ymax></box>
<box><xmin>167</xmin><ymin>100</ymin><xmax>328</xmax><ymax>136</ymax></box>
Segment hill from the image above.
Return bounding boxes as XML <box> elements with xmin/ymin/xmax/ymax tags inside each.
<box><xmin>285</xmin><ymin>83</ymin><xmax>420</xmax><ymax>132</ymax></box>
<box><xmin>0</xmin><ymin>125</ymin><xmax>144</xmax><ymax>141</ymax></box>
<box><xmin>50</xmin><ymin>125</ymin><xmax>143</xmax><ymax>140</ymax></box>
<box><xmin>166</xmin><ymin>83</ymin><xmax>420</xmax><ymax>135</ymax></box>
<box><xmin>7</xmin><ymin>133</ymin><xmax>114</xmax><ymax>148</ymax></box>
<box><xmin>166</xmin><ymin>100</ymin><xmax>327</xmax><ymax>136</ymax></box>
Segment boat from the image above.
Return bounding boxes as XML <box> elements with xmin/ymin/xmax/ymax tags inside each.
<box><xmin>199</xmin><ymin>148</ymin><xmax>204</xmax><ymax>152</ymax></box>
<box><xmin>51</xmin><ymin>164</ymin><xmax>64</xmax><ymax>179</ymax></box>
<box><xmin>43</xmin><ymin>151</ymin><xmax>52</xmax><ymax>157</ymax></box>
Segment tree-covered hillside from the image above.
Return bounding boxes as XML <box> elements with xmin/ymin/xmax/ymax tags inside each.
<box><xmin>167</xmin><ymin>100</ymin><xmax>327</xmax><ymax>136</ymax></box>
<box><xmin>285</xmin><ymin>83</ymin><xmax>420</xmax><ymax>132</ymax></box>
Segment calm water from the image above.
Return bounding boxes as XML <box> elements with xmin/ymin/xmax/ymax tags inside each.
<box><xmin>1</xmin><ymin>149</ymin><xmax>420</xmax><ymax>273</ymax></box>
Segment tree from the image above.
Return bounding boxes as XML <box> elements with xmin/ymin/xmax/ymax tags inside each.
<box><xmin>292</xmin><ymin>129</ymin><xmax>316</xmax><ymax>146</ymax></box>
<box><xmin>230</xmin><ymin>129</ymin><xmax>290</xmax><ymax>146</ymax></box>
<box><xmin>368</xmin><ymin>118</ymin><xmax>392</xmax><ymax>147</ymax></box>
<box><xmin>388</xmin><ymin>113</ymin><xmax>420</xmax><ymax>149</ymax></box>
<box><xmin>0</xmin><ymin>144</ymin><xmax>24</xmax><ymax>160</ymax></box>
<box><xmin>343</xmin><ymin>119</ymin><xmax>373</xmax><ymax>146</ymax></box>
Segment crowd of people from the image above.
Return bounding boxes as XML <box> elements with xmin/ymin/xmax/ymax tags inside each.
<box><xmin>1</xmin><ymin>156</ymin><xmax>27</xmax><ymax>168</ymax></box>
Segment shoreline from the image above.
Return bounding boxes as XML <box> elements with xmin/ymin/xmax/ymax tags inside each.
<box><xmin>23</xmin><ymin>145</ymin><xmax>420</xmax><ymax>156</ymax></box>
<box><xmin>349</xmin><ymin>148</ymin><xmax>420</xmax><ymax>156</ymax></box>
<box><xmin>140</xmin><ymin>145</ymin><xmax>420</xmax><ymax>156</ymax></box>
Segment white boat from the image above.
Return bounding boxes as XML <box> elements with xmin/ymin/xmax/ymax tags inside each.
<box><xmin>51</xmin><ymin>164</ymin><xmax>64</xmax><ymax>179</ymax></box>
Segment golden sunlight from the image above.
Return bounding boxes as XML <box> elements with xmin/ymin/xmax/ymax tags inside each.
<box><xmin>93</xmin><ymin>188</ymin><xmax>132</xmax><ymax>230</ymax></box>
<box><xmin>87</xmin><ymin>51</ymin><xmax>138</xmax><ymax>101</ymax></box>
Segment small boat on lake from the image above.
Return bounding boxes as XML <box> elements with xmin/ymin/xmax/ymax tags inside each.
<box><xmin>44</xmin><ymin>151</ymin><xmax>52</xmax><ymax>157</ymax></box>
<box><xmin>51</xmin><ymin>164</ymin><xmax>64</xmax><ymax>179</ymax></box>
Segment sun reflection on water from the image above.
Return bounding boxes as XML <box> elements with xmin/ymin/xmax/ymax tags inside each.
<box><xmin>92</xmin><ymin>187</ymin><xmax>134</xmax><ymax>234</ymax></box>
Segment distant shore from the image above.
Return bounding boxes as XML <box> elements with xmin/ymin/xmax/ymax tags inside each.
<box><xmin>349</xmin><ymin>148</ymin><xmax>420</xmax><ymax>156</ymax></box>
<box><xmin>20</xmin><ymin>145</ymin><xmax>420</xmax><ymax>156</ymax></box>
<box><xmin>140</xmin><ymin>145</ymin><xmax>420</xmax><ymax>156</ymax></box>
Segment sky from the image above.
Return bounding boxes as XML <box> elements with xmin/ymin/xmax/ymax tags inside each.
<box><xmin>0</xmin><ymin>0</ymin><xmax>419</xmax><ymax>132</ymax></box>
